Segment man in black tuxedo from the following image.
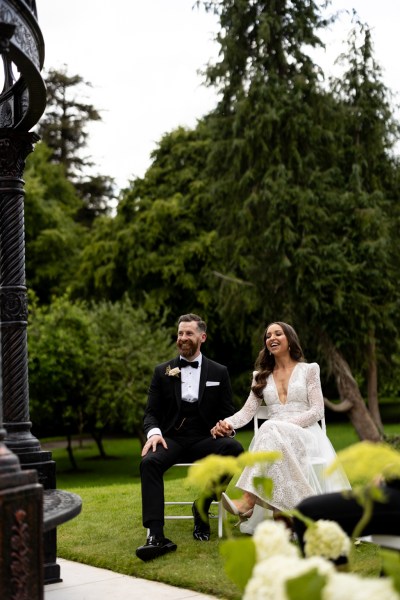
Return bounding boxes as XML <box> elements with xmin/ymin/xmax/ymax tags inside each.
<box><xmin>136</xmin><ymin>313</ymin><xmax>243</xmax><ymax>562</ymax></box>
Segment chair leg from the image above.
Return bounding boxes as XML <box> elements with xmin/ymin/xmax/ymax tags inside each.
<box><xmin>218</xmin><ymin>499</ymin><xmax>225</xmax><ymax>538</ymax></box>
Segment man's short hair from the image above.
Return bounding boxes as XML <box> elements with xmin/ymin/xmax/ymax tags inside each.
<box><xmin>178</xmin><ymin>313</ymin><xmax>207</xmax><ymax>333</ymax></box>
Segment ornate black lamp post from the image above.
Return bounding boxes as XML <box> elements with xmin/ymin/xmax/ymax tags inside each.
<box><xmin>0</xmin><ymin>2</ymin><xmax>81</xmax><ymax>595</ymax></box>
<box><xmin>0</xmin><ymin>3</ymin><xmax>45</xmax><ymax>597</ymax></box>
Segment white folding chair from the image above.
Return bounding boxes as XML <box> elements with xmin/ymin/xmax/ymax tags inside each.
<box><xmin>358</xmin><ymin>535</ymin><xmax>400</xmax><ymax>550</ymax></box>
<box><xmin>164</xmin><ymin>463</ymin><xmax>224</xmax><ymax>538</ymax></box>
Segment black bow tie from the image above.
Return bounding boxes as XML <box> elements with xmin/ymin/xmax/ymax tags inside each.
<box><xmin>179</xmin><ymin>358</ymin><xmax>199</xmax><ymax>369</ymax></box>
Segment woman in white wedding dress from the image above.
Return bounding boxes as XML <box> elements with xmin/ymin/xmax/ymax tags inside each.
<box><xmin>211</xmin><ymin>322</ymin><xmax>350</xmax><ymax>527</ymax></box>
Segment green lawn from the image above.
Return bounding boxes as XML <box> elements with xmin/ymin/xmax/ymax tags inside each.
<box><xmin>48</xmin><ymin>423</ymin><xmax>398</xmax><ymax>599</ymax></box>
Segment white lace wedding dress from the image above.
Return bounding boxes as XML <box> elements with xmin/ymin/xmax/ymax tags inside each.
<box><xmin>225</xmin><ymin>362</ymin><xmax>351</xmax><ymax>517</ymax></box>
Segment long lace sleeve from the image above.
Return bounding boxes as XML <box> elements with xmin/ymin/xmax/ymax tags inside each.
<box><xmin>224</xmin><ymin>372</ymin><xmax>262</xmax><ymax>430</ymax></box>
<box><xmin>288</xmin><ymin>363</ymin><xmax>325</xmax><ymax>428</ymax></box>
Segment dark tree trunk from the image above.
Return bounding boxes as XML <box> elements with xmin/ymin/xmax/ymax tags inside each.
<box><xmin>366</xmin><ymin>333</ymin><xmax>383</xmax><ymax>432</ymax></box>
<box><xmin>91</xmin><ymin>430</ymin><xmax>107</xmax><ymax>459</ymax></box>
<box><xmin>66</xmin><ymin>433</ymin><xmax>78</xmax><ymax>470</ymax></box>
<box><xmin>322</xmin><ymin>338</ymin><xmax>382</xmax><ymax>441</ymax></box>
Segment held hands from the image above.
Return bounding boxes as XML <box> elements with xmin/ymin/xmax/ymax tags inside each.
<box><xmin>211</xmin><ymin>420</ymin><xmax>233</xmax><ymax>439</ymax></box>
<box><xmin>141</xmin><ymin>434</ymin><xmax>168</xmax><ymax>456</ymax></box>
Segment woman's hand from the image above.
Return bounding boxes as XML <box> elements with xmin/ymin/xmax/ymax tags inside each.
<box><xmin>211</xmin><ymin>420</ymin><xmax>234</xmax><ymax>439</ymax></box>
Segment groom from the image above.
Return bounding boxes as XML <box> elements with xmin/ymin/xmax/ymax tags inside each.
<box><xmin>136</xmin><ymin>313</ymin><xmax>243</xmax><ymax>561</ymax></box>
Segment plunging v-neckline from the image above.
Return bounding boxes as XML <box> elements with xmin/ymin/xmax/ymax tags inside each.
<box><xmin>271</xmin><ymin>363</ymin><xmax>298</xmax><ymax>405</ymax></box>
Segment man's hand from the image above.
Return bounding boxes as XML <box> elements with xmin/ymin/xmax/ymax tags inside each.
<box><xmin>211</xmin><ymin>420</ymin><xmax>234</xmax><ymax>439</ymax></box>
<box><xmin>141</xmin><ymin>434</ymin><xmax>168</xmax><ymax>456</ymax></box>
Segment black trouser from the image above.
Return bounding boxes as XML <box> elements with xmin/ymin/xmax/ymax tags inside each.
<box><xmin>140</xmin><ymin>430</ymin><xmax>243</xmax><ymax>528</ymax></box>
<box><xmin>294</xmin><ymin>484</ymin><xmax>400</xmax><ymax>554</ymax></box>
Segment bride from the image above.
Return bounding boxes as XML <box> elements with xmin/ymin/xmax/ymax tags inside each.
<box><xmin>211</xmin><ymin>321</ymin><xmax>350</xmax><ymax>529</ymax></box>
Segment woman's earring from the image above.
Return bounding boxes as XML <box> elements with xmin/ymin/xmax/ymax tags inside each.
<box><xmin>269</xmin><ymin>351</ymin><xmax>272</xmax><ymax>356</ymax></box>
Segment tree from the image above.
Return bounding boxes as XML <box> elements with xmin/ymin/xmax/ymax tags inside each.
<box><xmin>24</xmin><ymin>142</ymin><xmax>88</xmax><ymax>303</ymax></box>
<box><xmin>326</xmin><ymin>21</ymin><xmax>400</xmax><ymax>431</ymax></box>
<box><xmin>198</xmin><ymin>0</ymin><xmax>336</xmax><ymax>336</ymax></box>
<box><xmin>37</xmin><ymin>65</ymin><xmax>116</xmax><ymax>223</ymax></box>
<box><xmin>28</xmin><ymin>294</ymin><xmax>95</xmax><ymax>469</ymax></box>
<box><xmin>28</xmin><ymin>293</ymin><xmax>175</xmax><ymax>464</ymax></box>
<box><xmin>73</xmin><ymin>125</ymin><xmax>217</xmax><ymax>313</ymax></box>
<box><xmin>37</xmin><ymin>66</ymin><xmax>101</xmax><ymax>176</ymax></box>
<box><xmin>198</xmin><ymin>1</ymin><xmax>400</xmax><ymax>439</ymax></box>
<box><xmin>87</xmin><ymin>297</ymin><xmax>175</xmax><ymax>449</ymax></box>
<box><xmin>75</xmin><ymin>174</ymin><xmax>117</xmax><ymax>227</ymax></box>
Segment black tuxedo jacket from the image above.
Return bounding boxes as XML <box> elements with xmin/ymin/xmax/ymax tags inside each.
<box><xmin>143</xmin><ymin>355</ymin><xmax>235</xmax><ymax>437</ymax></box>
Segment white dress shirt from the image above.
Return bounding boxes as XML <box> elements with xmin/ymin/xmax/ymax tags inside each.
<box><xmin>147</xmin><ymin>354</ymin><xmax>202</xmax><ymax>439</ymax></box>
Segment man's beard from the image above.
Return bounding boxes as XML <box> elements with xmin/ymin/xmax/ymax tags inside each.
<box><xmin>177</xmin><ymin>339</ymin><xmax>198</xmax><ymax>358</ymax></box>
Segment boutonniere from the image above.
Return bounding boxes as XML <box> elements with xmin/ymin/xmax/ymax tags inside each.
<box><xmin>165</xmin><ymin>365</ymin><xmax>181</xmax><ymax>377</ymax></box>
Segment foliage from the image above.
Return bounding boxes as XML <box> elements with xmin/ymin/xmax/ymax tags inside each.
<box><xmin>86</xmin><ymin>297</ymin><xmax>175</xmax><ymax>440</ymax></box>
<box><xmin>75</xmin><ymin>174</ymin><xmax>116</xmax><ymax>226</ymax></box>
<box><xmin>37</xmin><ymin>65</ymin><xmax>116</xmax><ymax>222</ymax></box>
<box><xmin>70</xmin><ymin>214</ymin><xmax>122</xmax><ymax>302</ymax></box>
<box><xmin>49</xmin><ymin>433</ymin><xmax>382</xmax><ymax>600</ymax></box>
<box><xmin>38</xmin><ymin>65</ymin><xmax>101</xmax><ymax>176</ymax></box>
<box><xmin>186</xmin><ymin>451</ymin><xmax>280</xmax><ymax>502</ymax></box>
<box><xmin>74</xmin><ymin>125</ymin><xmax>216</xmax><ymax>311</ymax></box>
<box><xmin>24</xmin><ymin>142</ymin><xmax>87</xmax><ymax>303</ymax></box>
<box><xmin>326</xmin><ymin>19</ymin><xmax>400</xmax><ymax>381</ymax></box>
<box><xmin>195</xmin><ymin>1</ymin><xmax>400</xmax><ymax>411</ymax></box>
<box><xmin>28</xmin><ymin>294</ymin><xmax>94</xmax><ymax>438</ymax></box>
<box><xmin>220</xmin><ymin>537</ymin><xmax>257</xmax><ymax>590</ymax></box>
<box><xmin>187</xmin><ymin>441</ymin><xmax>400</xmax><ymax>599</ymax></box>
<box><xmin>200</xmin><ymin>3</ymin><xmax>400</xmax><ymax>366</ymax></box>
<box><xmin>70</xmin><ymin>124</ymin><xmax>248</xmax><ymax>368</ymax></box>
<box><xmin>328</xmin><ymin>441</ymin><xmax>400</xmax><ymax>486</ymax></box>
<box><xmin>28</xmin><ymin>294</ymin><xmax>175</xmax><ymax>447</ymax></box>
<box><xmin>381</xmin><ymin>550</ymin><xmax>400</xmax><ymax>596</ymax></box>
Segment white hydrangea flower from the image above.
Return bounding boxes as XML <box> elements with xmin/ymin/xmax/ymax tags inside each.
<box><xmin>244</xmin><ymin>555</ymin><xmax>334</xmax><ymax>600</ymax></box>
<box><xmin>323</xmin><ymin>572</ymin><xmax>400</xmax><ymax>600</ymax></box>
<box><xmin>253</xmin><ymin>519</ymin><xmax>299</xmax><ymax>562</ymax></box>
<box><xmin>304</xmin><ymin>520</ymin><xmax>351</xmax><ymax>560</ymax></box>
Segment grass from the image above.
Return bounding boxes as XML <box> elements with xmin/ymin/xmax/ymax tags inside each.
<box><xmin>48</xmin><ymin>422</ymin><xmax>399</xmax><ymax>599</ymax></box>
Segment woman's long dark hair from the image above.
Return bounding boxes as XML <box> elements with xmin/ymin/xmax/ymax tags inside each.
<box><xmin>252</xmin><ymin>322</ymin><xmax>305</xmax><ymax>398</ymax></box>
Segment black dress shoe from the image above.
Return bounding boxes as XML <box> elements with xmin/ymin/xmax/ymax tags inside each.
<box><xmin>192</xmin><ymin>501</ymin><xmax>211</xmax><ymax>541</ymax></box>
<box><xmin>136</xmin><ymin>535</ymin><xmax>177</xmax><ymax>562</ymax></box>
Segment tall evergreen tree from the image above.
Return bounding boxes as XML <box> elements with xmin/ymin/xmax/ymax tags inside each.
<box><xmin>200</xmin><ymin>0</ymin><xmax>336</xmax><ymax>335</ymax></box>
<box><xmin>323</xmin><ymin>20</ymin><xmax>400</xmax><ymax>431</ymax></box>
<box><xmin>199</xmin><ymin>1</ymin><xmax>400</xmax><ymax>439</ymax></box>
<box><xmin>38</xmin><ymin>66</ymin><xmax>101</xmax><ymax>175</ymax></box>
<box><xmin>37</xmin><ymin>66</ymin><xmax>116</xmax><ymax>223</ymax></box>
<box><xmin>74</xmin><ymin>125</ymin><xmax>216</xmax><ymax>311</ymax></box>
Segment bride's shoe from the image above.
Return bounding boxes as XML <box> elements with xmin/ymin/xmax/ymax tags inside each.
<box><xmin>221</xmin><ymin>492</ymin><xmax>254</xmax><ymax>518</ymax></box>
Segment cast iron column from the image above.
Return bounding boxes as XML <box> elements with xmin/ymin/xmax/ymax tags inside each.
<box><xmin>0</xmin><ymin>131</ymin><xmax>47</xmax><ymax>459</ymax></box>
<box><xmin>0</xmin><ymin>5</ymin><xmax>44</xmax><ymax>597</ymax></box>
<box><xmin>0</xmin><ymin>0</ymin><xmax>60</xmax><ymax>585</ymax></box>
<box><xmin>0</xmin><ymin>330</ymin><xmax>44</xmax><ymax>599</ymax></box>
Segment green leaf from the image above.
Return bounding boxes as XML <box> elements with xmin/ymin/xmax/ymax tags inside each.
<box><xmin>380</xmin><ymin>549</ymin><xmax>400</xmax><ymax>594</ymax></box>
<box><xmin>253</xmin><ymin>476</ymin><xmax>274</xmax><ymax>499</ymax></box>
<box><xmin>286</xmin><ymin>568</ymin><xmax>327</xmax><ymax>600</ymax></box>
<box><xmin>220</xmin><ymin>538</ymin><xmax>256</xmax><ymax>591</ymax></box>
